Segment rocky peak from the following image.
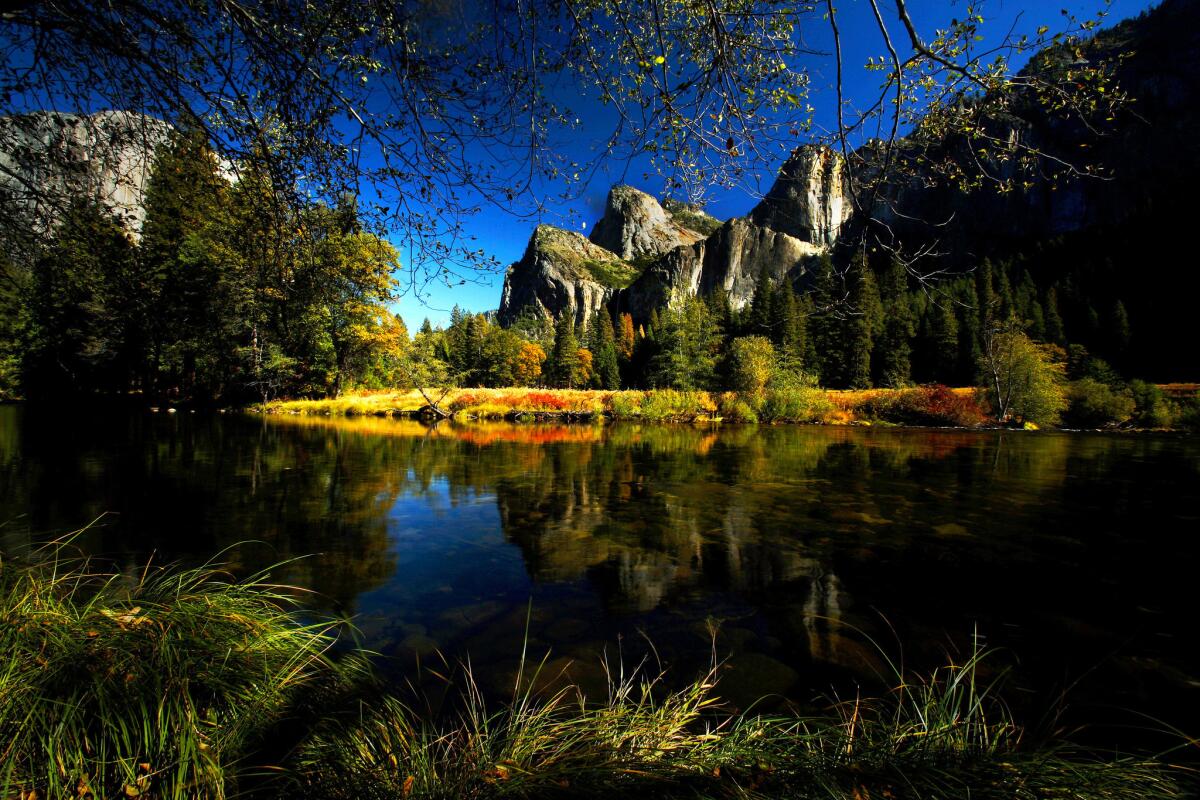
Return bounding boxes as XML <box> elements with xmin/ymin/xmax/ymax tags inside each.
<box><xmin>0</xmin><ymin>110</ymin><xmax>175</xmax><ymax>237</ymax></box>
<box><xmin>750</xmin><ymin>145</ymin><xmax>851</xmax><ymax>246</ymax></box>
<box><xmin>588</xmin><ymin>184</ymin><xmax>707</xmax><ymax>261</ymax></box>
<box><xmin>498</xmin><ymin>224</ymin><xmax>637</xmax><ymax>329</ymax></box>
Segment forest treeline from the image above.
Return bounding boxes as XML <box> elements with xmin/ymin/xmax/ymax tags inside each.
<box><xmin>0</xmin><ymin>133</ymin><xmax>1189</xmax><ymax>428</ymax></box>
<box><xmin>0</xmin><ymin>131</ymin><xmax>406</xmax><ymax>404</ymax></box>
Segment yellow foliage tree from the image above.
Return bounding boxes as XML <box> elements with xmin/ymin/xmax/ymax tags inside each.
<box><xmin>513</xmin><ymin>342</ymin><xmax>547</xmax><ymax>386</ymax></box>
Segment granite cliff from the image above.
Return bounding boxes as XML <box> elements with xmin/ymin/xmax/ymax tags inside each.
<box><xmin>498</xmin><ymin>151</ymin><xmax>847</xmax><ymax>326</ymax></box>
<box><xmin>498</xmin><ymin>0</ymin><xmax>1200</xmax><ymax>361</ymax></box>
<box><xmin>0</xmin><ymin>110</ymin><xmax>174</xmax><ymax>238</ymax></box>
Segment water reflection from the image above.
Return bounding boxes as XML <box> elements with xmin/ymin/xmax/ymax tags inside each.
<box><xmin>1</xmin><ymin>407</ymin><xmax>1198</xmax><ymax>726</ymax></box>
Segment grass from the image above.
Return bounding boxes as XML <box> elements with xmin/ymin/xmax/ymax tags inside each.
<box><xmin>1</xmin><ymin>545</ymin><xmax>1191</xmax><ymax>799</ymax></box>
<box><xmin>0</xmin><ymin>541</ymin><xmax>344</xmax><ymax>800</ymax></box>
<box><xmin>533</xmin><ymin>225</ymin><xmax>641</xmax><ymax>289</ymax></box>
<box><xmin>262</xmin><ymin>386</ymin><xmax>994</xmax><ymax>428</ymax></box>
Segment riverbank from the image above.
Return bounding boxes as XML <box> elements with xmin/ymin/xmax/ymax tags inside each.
<box><xmin>1</xmin><ymin>548</ymin><xmax>1189</xmax><ymax>800</ymax></box>
<box><xmin>261</xmin><ymin>385</ymin><xmax>991</xmax><ymax>427</ymax></box>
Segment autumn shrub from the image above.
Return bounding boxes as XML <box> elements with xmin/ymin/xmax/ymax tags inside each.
<box><xmin>848</xmin><ymin>390</ymin><xmax>899</xmax><ymax>421</ymax></box>
<box><xmin>1129</xmin><ymin>380</ymin><xmax>1175</xmax><ymax>428</ymax></box>
<box><xmin>517</xmin><ymin>390</ymin><xmax>573</xmax><ymax>411</ymax></box>
<box><xmin>885</xmin><ymin>385</ymin><xmax>987</xmax><ymax>427</ymax></box>
<box><xmin>758</xmin><ymin>387</ymin><xmax>835</xmax><ymax>423</ymax></box>
<box><xmin>606</xmin><ymin>391</ymin><xmax>645</xmax><ymax>419</ymax></box>
<box><xmin>447</xmin><ymin>391</ymin><xmax>482</xmax><ymax>413</ymax></box>
<box><xmin>717</xmin><ymin>392</ymin><xmax>759</xmax><ymax>423</ymax></box>
<box><xmin>1175</xmin><ymin>396</ymin><xmax>1200</xmax><ymax>431</ymax></box>
<box><xmin>1062</xmin><ymin>378</ymin><xmax>1136</xmax><ymax>428</ymax></box>
<box><xmin>640</xmin><ymin>390</ymin><xmax>716</xmax><ymax>422</ymax></box>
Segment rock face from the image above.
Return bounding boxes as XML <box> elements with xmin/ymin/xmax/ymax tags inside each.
<box><xmin>499</xmin><ymin>0</ymin><xmax>1200</xmax><ymax>337</ymax></box>
<box><xmin>750</xmin><ymin>145</ymin><xmax>851</xmax><ymax>247</ymax></box>
<box><xmin>497</xmin><ymin>225</ymin><xmax>639</xmax><ymax>328</ymax></box>
<box><xmin>0</xmin><ymin>110</ymin><xmax>174</xmax><ymax>236</ymax></box>
<box><xmin>622</xmin><ymin>218</ymin><xmax>822</xmax><ymax>319</ymax></box>
<box><xmin>588</xmin><ymin>184</ymin><xmax>707</xmax><ymax>260</ymax></box>
<box><xmin>501</xmin><ymin>178</ymin><xmax>830</xmax><ymax>326</ymax></box>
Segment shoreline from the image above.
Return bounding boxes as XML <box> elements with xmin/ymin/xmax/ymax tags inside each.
<box><xmin>253</xmin><ymin>386</ymin><xmax>1193</xmax><ymax>432</ymax></box>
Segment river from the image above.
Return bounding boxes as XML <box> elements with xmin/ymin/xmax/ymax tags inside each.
<box><xmin>1</xmin><ymin>405</ymin><xmax>1197</xmax><ymax>746</ymax></box>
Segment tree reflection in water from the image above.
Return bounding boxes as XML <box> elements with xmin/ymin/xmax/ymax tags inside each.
<box><xmin>2</xmin><ymin>407</ymin><xmax>1198</xmax><ymax>730</ymax></box>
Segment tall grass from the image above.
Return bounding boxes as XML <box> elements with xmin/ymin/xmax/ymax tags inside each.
<box><xmin>1</xmin><ymin>547</ymin><xmax>1190</xmax><ymax>799</ymax></box>
<box><xmin>292</xmin><ymin>644</ymin><xmax>1189</xmax><ymax>799</ymax></box>
<box><xmin>0</xmin><ymin>543</ymin><xmax>342</xmax><ymax>800</ymax></box>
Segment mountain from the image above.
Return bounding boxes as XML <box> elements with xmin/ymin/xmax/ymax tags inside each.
<box><xmin>497</xmin><ymin>0</ymin><xmax>1200</xmax><ymax>377</ymax></box>
<box><xmin>498</xmin><ymin>148</ymin><xmax>848</xmax><ymax>327</ymax></box>
<box><xmin>0</xmin><ymin>110</ymin><xmax>174</xmax><ymax>240</ymax></box>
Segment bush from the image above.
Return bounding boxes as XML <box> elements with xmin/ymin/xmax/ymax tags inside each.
<box><xmin>606</xmin><ymin>391</ymin><xmax>645</xmax><ymax>419</ymax></box>
<box><xmin>717</xmin><ymin>392</ymin><xmax>758</xmax><ymax>423</ymax></box>
<box><xmin>640</xmin><ymin>390</ymin><xmax>716</xmax><ymax>422</ymax></box>
<box><xmin>727</xmin><ymin>336</ymin><xmax>775</xmax><ymax>395</ymax></box>
<box><xmin>1063</xmin><ymin>378</ymin><xmax>1136</xmax><ymax>428</ymax></box>
<box><xmin>883</xmin><ymin>385</ymin><xmax>987</xmax><ymax>427</ymax></box>
<box><xmin>758</xmin><ymin>387</ymin><xmax>835</xmax><ymax>423</ymax></box>
<box><xmin>1176</xmin><ymin>396</ymin><xmax>1200</xmax><ymax>431</ymax></box>
<box><xmin>1129</xmin><ymin>380</ymin><xmax>1175</xmax><ymax>429</ymax></box>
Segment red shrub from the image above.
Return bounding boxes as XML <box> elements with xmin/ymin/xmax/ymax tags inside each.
<box><xmin>892</xmin><ymin>385</ymin><xmax>986</xmax><ymax>427</ymax></box>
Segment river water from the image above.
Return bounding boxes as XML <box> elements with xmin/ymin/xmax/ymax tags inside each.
<box><xmin>2</xmin><ymin>405</ymin><xmax>1197</xmax><ymax>744</ymax></box>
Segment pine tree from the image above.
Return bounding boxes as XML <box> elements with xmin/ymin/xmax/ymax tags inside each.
<box><xmin>588</xmin><ymin>309</ymin><xmax>621</xmax><ymax>389</ymax></box>
<box><xmin>873</xmin><ymin>256</ymin><xmax>914</xmax><ymax>387</ymax></box>
<box><xmin>842</xmin><ymin>253</ymin><xmax>881</xmax><ymax>389</ymax></box>
<box><xmin>748</xmin><ymin>267</ymin><xmax>774</xmax><ymax>337</ymax></box>
<box><xmin>648</xmin><ymin>297</ymin><xmax>719</xmax><ymax>389</ymax></box>
<box><xmin>776</xmin><ymin>281</ymin><xmax>807</xmax><ymax>374</ymax></box>
<box><xmin>929</xmin><ymin>296</ymin><xmax>960</xmax><ymax>384</ymax></box>
<box><xmin>140</xmin><ymin>128</ymin><xmax>232</xmax><ymax>397</ymax></box>
<box><xmin>975</xmin><ymin>259</ymin><xmax>996</xmax><ymax>331</ymax></box>
<box><xmin>24</xmin><ymin>201</ymin><xmax>139</xmax><ymax>396</ymax></box>
<box><xmin>1108</xmin><ymin>299</ymin><xmax>1131</xmax><ymax>364</ymax></box>
<box><xmin>807</xmin><ymin>253</ymin><xmax>838</xmax><ymax>385</ymax></box>
<box><xmin>1044</xmin><ymin>287</ymin><xmax>1066</xmax><ymax>345</ymax></box>
<box><xmin>548</xmin><ymin>314</ymin><xmax>581</xmax><ymax>388</ymax></box>
<box><xmin>957</xmin><ymin>279</ymin><xmax>983</xmax><ymax>385</ymax></box>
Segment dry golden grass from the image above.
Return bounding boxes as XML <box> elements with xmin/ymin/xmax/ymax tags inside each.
<box><xmin>263</xmin><ymin>386</ymin><xmax>990</xmax><ymax>427</ymax></box>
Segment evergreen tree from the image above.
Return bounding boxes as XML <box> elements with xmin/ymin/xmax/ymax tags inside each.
<box><xmin>1109</xmin><ymin>300</ymin><xmax>1131</xmax><ymax>363</ymax></box>
<box><xmin>1044</xmin><ymin>287</ymin><xmax>1066</xmax><ymax>345</ymax></box>
<box><xmin>807</xmin><ymin>253</ymin><xmax>838</xmax><ymax>386</ymax></box>
<box><xmin>705</xmin><ymin>288</ymin><xmax>735</xmax><ymax>342</ymax></box>
<box><xmin>24</xmin><ymin>201</ymin><xmax>139</xmax><ymax>396</ymax></box>
<box><xmin>587</xmin><ymin>309</ymin><xmax>621</xmax><ymax>389</ymax></box>
<box><xmin>776</xmin><ymin>281</ymin><xmax>807</xmax><ymax>375</ymax></box>
<box><xmin>957</xmin><ymin>279</ymin><xmax>983</xmax><ymax>385</ymax></box>
<box><xmin>873</xmin><ymin>256</ymin><xmax>914</xmax><ymax>387</ymax></box>
<box><xmin>975</xmin><ymin>259</ymin><xmax>996</xmax><ymax>331</ymax></box>
<box><xmin>841</xmin><ymin>253</ymin><xmax>881</xmax><ymax>389</ymax></box>
<box><xmin>929</xmin><ymin>296</ymin><xmax>960</xmax><ymax>384</ymax></box>
<box><xmin>548</xmin><ymin>314</ymin><xmax>582</xmax><ymax>388</ymax></box>
<box><xmin>747</xmin><ymin>267</ymin><xmax>774</xmax><ymax>337</ymax></box>
<box><xmin>648</xmin><ymin>297</ymin><xmax>719</xmax><ymax>389</ymax></box>
<box><xmin>140</xmin><ymin>128</ymin><xmax>232</xmax><ymax>397</ymax></box>
<box><xmin>1016</xmin><ymin>271</ymin><xmax>1045</xmax><ymax>340</ymax></box>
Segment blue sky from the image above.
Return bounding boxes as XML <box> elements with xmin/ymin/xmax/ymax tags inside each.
<box><xmin>389</xmin><ymin>0</ymin><xmax>1157</xmax><ymax>329</ymax></box>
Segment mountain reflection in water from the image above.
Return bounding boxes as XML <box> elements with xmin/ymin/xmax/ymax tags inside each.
<box><xmin>2</xmin><ymin>407</ymin><xmax>1198</xmax><ymax>740</ymax></box>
